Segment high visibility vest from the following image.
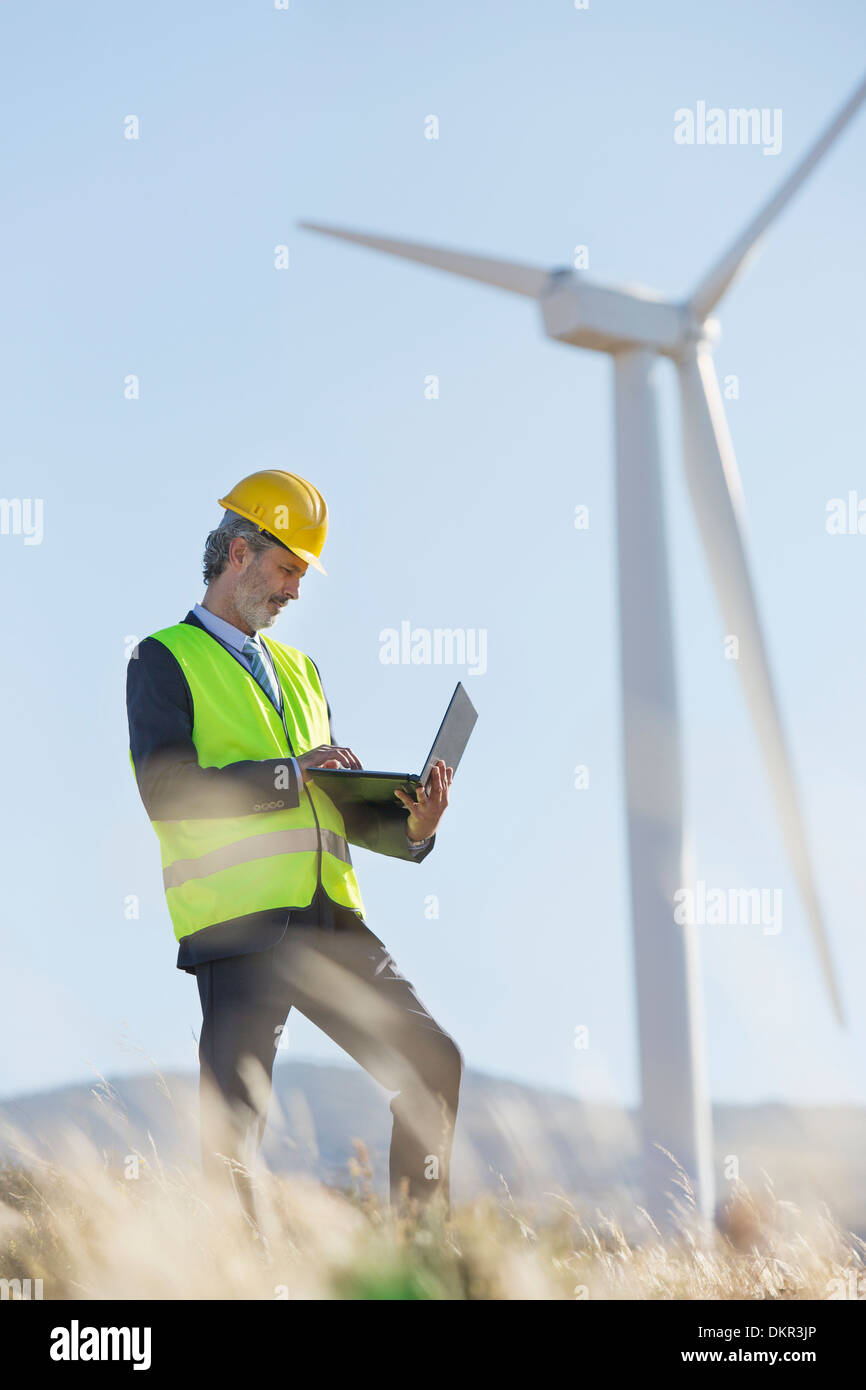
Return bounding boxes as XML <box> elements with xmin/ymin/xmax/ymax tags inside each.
<box><xmin>139</xmin><ymin>622</ymin><xmax>365</xmax><ymax>942</ymax></box>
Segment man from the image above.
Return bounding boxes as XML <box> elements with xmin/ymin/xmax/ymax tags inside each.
<box><xmin>127</xmin><ymin>469</ymin><xmax>461</xmax><ymax>1230</ymax></box>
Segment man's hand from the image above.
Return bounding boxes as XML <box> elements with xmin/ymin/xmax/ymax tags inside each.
<box><xmin>297</xmin><ymin>745</ymin><xmax>362</xmax><ymax>783</ymax></box>
<box><xmin>394</xmin><ymin>759</ymin><xmax>453</xmax><ymax>842</ymax></box>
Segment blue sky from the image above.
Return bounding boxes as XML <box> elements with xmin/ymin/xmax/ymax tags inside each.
<box><xmin>1</xmin><ymin>0</ymin><xmax>865</xmax><ymax>1113</ymax></box>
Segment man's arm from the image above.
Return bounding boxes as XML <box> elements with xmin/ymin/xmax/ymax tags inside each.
<box><xmin>127</xmin><ymin>638</ymin><xmax>302</xmax><ymax>820</ymax></box>
<box><xmin>340</xmin><ymin>796</ymin><xmax>436</xmax><ymax>863</ymax></box>
<box><xmin>310</xmin><ymin>659</ymin><xmax>435</xmax><ymax>864</ymax></box>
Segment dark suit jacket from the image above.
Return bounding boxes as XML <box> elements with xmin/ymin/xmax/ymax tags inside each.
<box><xmin>126</xmin><ymin>611</ymin><xmax>434</xmax><ymax>971</ymax></box>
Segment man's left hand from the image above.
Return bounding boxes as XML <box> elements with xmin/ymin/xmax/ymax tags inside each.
<box><xmin>394</xmin><ymin>759</ymin><xmax>453</xmax><ymax>842</ymax></box>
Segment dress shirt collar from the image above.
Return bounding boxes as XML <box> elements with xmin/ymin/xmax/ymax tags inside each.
<box><xmin>193</xmin><ymin>602</ymin><xmax>260</xmax><ymax>654</ymax></box>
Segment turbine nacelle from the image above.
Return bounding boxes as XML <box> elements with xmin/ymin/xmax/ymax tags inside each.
<box><xmin>539</xmin><ymin>275</ymin><xmax>690</xmax><ymax>356</ymax></box>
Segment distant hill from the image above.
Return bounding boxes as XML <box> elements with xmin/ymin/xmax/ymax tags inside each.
<box><xmin>2</xmin><ymin>1063</ymin><xmax>863</xmax><ymax>1234</ymax></box>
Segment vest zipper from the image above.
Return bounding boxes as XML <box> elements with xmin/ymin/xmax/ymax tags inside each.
<box><xmin>276</xmin><ymin>684</ymin><xmax>324</xmax><ymax>897</ymax></box>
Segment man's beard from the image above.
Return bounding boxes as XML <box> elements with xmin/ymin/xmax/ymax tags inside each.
<box><xmin>234</xmin><ymin>563</ymin><xmax>280</xmax><ymax>632</ymax></box>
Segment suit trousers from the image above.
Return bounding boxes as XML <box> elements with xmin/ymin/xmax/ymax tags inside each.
<box><xmin>195</xmin><ymin>911</ymin><xmax>462</xmax><ymax>1218</ymax></box>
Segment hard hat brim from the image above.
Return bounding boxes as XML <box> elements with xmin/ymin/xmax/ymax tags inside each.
<box><xmin>283</xmin><ymin>544</ymin><xmax>327</xmax><ymax>575</ymax></box>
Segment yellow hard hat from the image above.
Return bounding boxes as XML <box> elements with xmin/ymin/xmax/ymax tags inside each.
<box><xmin>218</xmin><ymin>470</ymin><xmax>328</xmax><ymax>574</ymax></box>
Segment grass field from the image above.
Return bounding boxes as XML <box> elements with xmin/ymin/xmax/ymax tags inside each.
<box><xmin>1</xmin><ymin>1130</ymin><xmax>862</xmax><ymax>1301</ymax></box>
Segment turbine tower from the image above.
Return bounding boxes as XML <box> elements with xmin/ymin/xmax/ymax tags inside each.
<box><xmin>301</xmin><ymin>76</ymin><xmax>863</xmax><ymax>1223</ymax></box>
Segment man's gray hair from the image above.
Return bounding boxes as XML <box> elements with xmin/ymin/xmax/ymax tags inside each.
<box><xmin>202</xmin><ymin>510</ymin><xmax>281</xmax><ymax>584</ymax></box>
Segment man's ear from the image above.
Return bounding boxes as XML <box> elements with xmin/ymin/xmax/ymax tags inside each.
<box><xmin>228</xmin><ymin>536</ymin><xmax>249</xmax><ymax>571</ymax></box>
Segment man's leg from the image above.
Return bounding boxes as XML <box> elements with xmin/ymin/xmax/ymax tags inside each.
<box><xmin>196</xmin><ymin>946</ymin><xmax>291</xmax><ymax>1230</ymax></box>
<box><xmin>275</xmin><ymin>922</ymin><xmax>463</xmax><ymax>1212</ymax></box>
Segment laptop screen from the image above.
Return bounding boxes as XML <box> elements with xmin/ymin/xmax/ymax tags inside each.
<box><xmin>420</xmin><ymin>682</ymin><xmax>478</xmax><ymax>786</ymax></box>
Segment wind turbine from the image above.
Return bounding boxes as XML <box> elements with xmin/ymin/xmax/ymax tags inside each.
<box><xmin>300</xmin><ymin>75</ymin><xmax>863</xmax><ymax>1224</ymax></box>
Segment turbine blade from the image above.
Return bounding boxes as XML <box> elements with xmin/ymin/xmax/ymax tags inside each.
<box><xmin>688</xmin><ymin>74</ymin><xmax>866</xmax><ymax>320</ymax></box>
<box><xmin>299</xmin><ymin>221</ymin><xmax>552</xmax><ymax>298</ymax></box>
<box><xmin>677</xmin><ymin>344</ymin><xmax>844</xmax><ymax>1024</ymax></box>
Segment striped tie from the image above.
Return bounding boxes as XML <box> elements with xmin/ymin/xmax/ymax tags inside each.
<box><xmin>243</xmin><ymin>635</ymin><xmax>281</xmax><ymax>710</ymax></box>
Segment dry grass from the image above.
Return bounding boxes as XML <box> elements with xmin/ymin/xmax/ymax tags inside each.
<box><xmin>0</xmin><ymin>1127</ymin><xmax>862</xmax><ymax>1301</ymax></box>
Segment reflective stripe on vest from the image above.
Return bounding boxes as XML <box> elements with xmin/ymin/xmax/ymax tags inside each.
<box><xmin>162</xmin><ymin>825</ymin><xmax>352</xmax><ymax>891</ymax></box>
<box><xmin>137</xmin><ymin>622</ymin><xmax>366</xmax><ymax>941</ymax></box>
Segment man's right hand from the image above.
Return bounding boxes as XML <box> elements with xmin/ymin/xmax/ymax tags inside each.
<box><xmin>296</xmin><ymin>745</ymin><xmax>363</xmax><ymax>783</ymax></box>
